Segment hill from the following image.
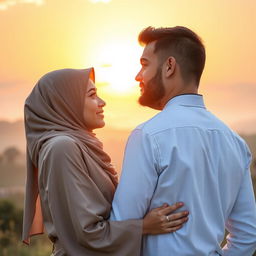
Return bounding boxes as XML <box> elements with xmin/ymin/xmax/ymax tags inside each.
<box><xmin>0</xmin><ymin>120</ymin><xmax>26</xmax><ymax>152</ymax></box>
<box><xmin>0</xmin><ymin>119</ymin><xmax>255</xmax><ymax>180</ymax></box>
<box><xmin>0</xmin><ymin>119</ymin><xmax>131</xmax><ymax>174</ymax></box>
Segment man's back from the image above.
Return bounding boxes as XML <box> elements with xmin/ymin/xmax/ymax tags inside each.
<box><xmin>111</xmin><ymin>94</ymin><xmax>256</xmax><ymax>256</ymax></box>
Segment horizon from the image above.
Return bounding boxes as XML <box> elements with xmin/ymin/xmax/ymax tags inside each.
<box><xmin>1</xmin><ymin>114</ymin><xmax>256</xmax><ymax>136</ymax></box>
<box><xmin>0</xmin><ymin>0</ymin><xmax>256</xmax><ymax>130</ymax></box>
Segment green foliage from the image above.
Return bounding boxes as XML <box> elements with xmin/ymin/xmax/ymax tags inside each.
<box><xmin>0</xmin><ymin>200</ymin><xmax>23</xmax><ymax>234</ymax></box>
<box><xmin>0</xmin><ymin>137</ymin><xmax>256</xmax><ymax>255</ymax></box>
<box><xmin>0</xmin><ymin>199</ymin><xmax>52</xmax><ymax>256</ymax></box>
<box><xmin>0</xmin><ymin>235</ymin><xmax>52</xmax><ymax>256</ymax></box>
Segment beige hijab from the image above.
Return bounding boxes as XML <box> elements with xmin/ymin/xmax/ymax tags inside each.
<box><xmin>22</xmin><ymin>68</ymin><xmax>118</xmax><ymax>244</ymax></box>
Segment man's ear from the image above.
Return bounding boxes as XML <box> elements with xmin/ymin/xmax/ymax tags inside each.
<box><xmin>165</xmin><ymin>56</ymin><xmax>176</xmax><ymax>78</ymax></box>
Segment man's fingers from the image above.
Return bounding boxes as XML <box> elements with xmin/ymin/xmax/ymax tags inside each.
<box><xmin>159</xmin><ymin>202</ymin><xmax>184</xmax><ymax>215</ymax></box>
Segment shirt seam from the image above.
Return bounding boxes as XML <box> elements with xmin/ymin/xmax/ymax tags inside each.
<box><xmin>148</xmin><ymin>126</ymin><xmax>229</xmax><ymax>137</ymax></box>
<box><xmin>179</xmin><ymin>104</ymin><xmax>206</xmax><ymax>109</ymax></box>
<box><xmin>152</xmin><ymin>135</ymin><xmax>161</xmax><ymax>175</ymax></box>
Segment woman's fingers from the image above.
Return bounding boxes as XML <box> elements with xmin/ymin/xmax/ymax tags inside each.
<box><xmin>157</xmin><ymin>202</ymin><xmax>189</xmax><ymax>234</ymax></box>
<box><xmin>165</xmin><ymin>216</ymin><xmax>188</xmax><ymax>228</ymax></box>
<box><xmin>165</xmin><ymin>225</ymin><xmax>183</xmax><ymax>233</ymax></box>
<box><xmin>166</xmin><ymin>210</ymin><xmax>189</xmax><ymax>221</ymax></box>
<box><xmin>156</xmin><ymin>203</ymin><xmax>169</xmax><ymax>210</ymax></box>
<box><xmin>158</xmin><ymin>202</ymin><xmax>184</xmax><ymax>215</ymax></box>
<box><xmin>157</xmin><ymin>224</ymin><xmax>184</xmax><ymax>234</ymax></box>
<box><xmin>143</xmin><ymin>202</ymin><xmax>189</xmax><ymax>235</ymax></box>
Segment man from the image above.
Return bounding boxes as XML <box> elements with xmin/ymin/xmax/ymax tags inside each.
<box><xmin>110</xmin><ymin>26</ymin><xmax>256</xmax><ymax>255</ymax></box>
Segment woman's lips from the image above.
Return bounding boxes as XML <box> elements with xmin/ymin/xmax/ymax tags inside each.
<box><xmin>97</xmin><ymin>111</ymin><xmax>104</xmax><ymax>118</ymax></box>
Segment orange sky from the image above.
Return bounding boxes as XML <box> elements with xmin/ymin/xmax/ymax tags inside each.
<box><xmin>0</xmin><ymin>0</ymin><xmax>256</xmax><ymax>132</ymax></box>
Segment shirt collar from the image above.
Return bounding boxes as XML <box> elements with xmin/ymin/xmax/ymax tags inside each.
<box><xmin>164</xmin><ymin>94</ymin><xmax>206</xmax><ymax>110</ymax></box>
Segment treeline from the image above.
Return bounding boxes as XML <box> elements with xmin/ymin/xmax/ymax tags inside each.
<box><xmin>0</xmin><ymin>200</ymin><xmax>51</xmax><ymax>256</ymax></box>
<box><xmin>0</xmin><ymin>145</ymin><xmax>256</xmax><ymax>255</ymax></box>
<box><xmin>0</xmin><ymin>146</ymin><xmax>22</xmax><ymax>164</ymax></box>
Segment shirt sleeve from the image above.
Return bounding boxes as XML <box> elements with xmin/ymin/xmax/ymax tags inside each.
<box><xmin>40</xmin><ymin>136</ymin><xmax>143</xmax><ymax>256</ymax></box>
<box><xmin>223</xmin><ymin>148</ymin><xmax>256</xmax><ymax>256</ymax></box>
<box><xmin>111</xmin><ymin>128</ymin><xmax>159</xmax><ymax>220</ymax></box>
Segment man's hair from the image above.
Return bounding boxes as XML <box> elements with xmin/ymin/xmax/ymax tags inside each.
<box><xmin>138</xmin><ymin>26</ymin><xmax>206</xmax><ymax>85</ymax></box>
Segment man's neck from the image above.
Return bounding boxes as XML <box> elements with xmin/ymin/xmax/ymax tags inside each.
<box><xmin>160</xmin><ymin>86</ymin><xmax>199</xmax><ymax>110</ymax></box>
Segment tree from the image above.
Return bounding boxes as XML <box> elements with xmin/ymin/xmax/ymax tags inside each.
<box><xmin>0</xmin><ymin>200</ymin><xmax>23</xmax><ymax>234</ymax></box>
<box><xmin>0</xmin><ymin>200</ymin><xmax>23</xmax><ymax>250</ymax></box>
<box><xmin>2</xmin><ymin>146</ymin><xmax>21</xmax><ymax>163</ymax></box>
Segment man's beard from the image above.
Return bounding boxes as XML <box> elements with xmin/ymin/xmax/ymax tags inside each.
<box><xmin>138</xmin><ymin>67</ymin><xmax>165</xmax><ymax>110</ymax></box>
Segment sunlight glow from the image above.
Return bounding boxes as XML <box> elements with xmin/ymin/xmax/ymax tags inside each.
<box><xmin>89</xmin><ymin>0</ymin><xmax>111</xmax><ymax>3</ymax></box>
<box><xmin>0</xmin><ymin>0</ymin><xmax>44</xmax><ymax>10</ymax></box>
<box><xmin>94</xmin><ymin>41</ymin><xmax>142</xmax><ymax>95</ymax></box>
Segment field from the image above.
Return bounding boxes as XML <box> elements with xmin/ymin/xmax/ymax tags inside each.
<box><xmin>0</xmin><ymin>134</ymin><xmax>256</xmax><ymax>255</ymax></box>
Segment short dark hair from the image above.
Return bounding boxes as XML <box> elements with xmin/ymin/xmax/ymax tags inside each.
<box><xmin>138</xmin><ymin>26</ymin><xmax>206</xmax><ymax>85</ymax></box>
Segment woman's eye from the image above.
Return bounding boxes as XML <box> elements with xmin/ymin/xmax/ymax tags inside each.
<box><xmin>90</xmin><ymin>93</ymin><xmax>96</xmax><ymax>97</ymax></box>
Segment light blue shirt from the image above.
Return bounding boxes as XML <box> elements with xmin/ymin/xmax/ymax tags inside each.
<box><xmin>111</xmin><ymin>94</ymin><xmax>256</xmax><ymax>256</ymax></box>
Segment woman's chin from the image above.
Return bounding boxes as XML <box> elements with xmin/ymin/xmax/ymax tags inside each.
<box><xmin>95</xmin><ymin>121</ymin><xmax>105</xmax><ymax>129</ymax></box>
<box><xmin>100</xmin><ymin>122</ymin><xmax>105</xmax><ymax>128</ymax></box>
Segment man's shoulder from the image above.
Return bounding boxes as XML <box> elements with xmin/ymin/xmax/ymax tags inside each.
<box><xmin>206</xmin><ymin>112</ymin><xmax>248</xmax><ymax>143</ymax></box>
<box><xmin>133</xmin><ymin>111</ymin><xmax>167</xmax><ymax>136</ymax></box>
<box><xmin>133</xmin><ymin>107</ymin><xmax>249</xmax><ymax>145</ymax></box>
<box><xmin>133</xmin><ymin>106</ymin><xmax>192</xmax><ymax>136</ymax></box>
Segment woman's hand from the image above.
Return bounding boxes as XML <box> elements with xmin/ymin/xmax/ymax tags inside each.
<box><xmin>142</xmin><ymin>202</ymin><xmax>189</xmax><ymax>235</ymax></box>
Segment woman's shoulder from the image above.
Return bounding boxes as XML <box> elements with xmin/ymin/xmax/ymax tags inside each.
<box><xmin>42</xmin><ymin>135</ymin><xmax>81</xmax><ymax>157</ymax></box>
<box><xmin>38</xmin><ymin>135</ymin><xmax>85</xmax><ymax>178</ymax></box>
<box><xmin>49</xmin><ymin>134</ymin><xmax>76</xmax><ymax>146</ymax></box>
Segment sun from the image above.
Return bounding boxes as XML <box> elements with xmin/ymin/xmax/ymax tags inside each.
<box><xmin>90</xmin><ymin>0</ymin><xmax>111</xmax><ymax>3</ymax></box>
<box><xmin>94</xmin><ymin>40</ymin><xmax>142</xmax><ymax>95</ymax></box>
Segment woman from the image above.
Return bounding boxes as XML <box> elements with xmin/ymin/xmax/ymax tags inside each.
<box><xmin>22</xmin><ymin>68</ymin><xmax>188</xmax><ymax>255</ymax></box>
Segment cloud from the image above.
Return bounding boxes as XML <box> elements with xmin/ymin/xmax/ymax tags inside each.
<box><xmin>0</xmin><ymin>0</ymin><xmax>44</xmax><ymax>11</ymax></box>
<box><xmin>88</xmin><ymin>0</ymin><xmax>111</xmax><ymax>3</ymax></box>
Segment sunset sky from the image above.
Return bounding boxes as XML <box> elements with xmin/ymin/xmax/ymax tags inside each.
<box><xmin>0</xmin><ymin>0</ymin><xmax>256</xmax><ymax>132</ymax></box>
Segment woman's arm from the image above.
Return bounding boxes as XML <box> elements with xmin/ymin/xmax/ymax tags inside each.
<box><xmin>40</xmin><ymin>136</ymin><xmax>143</xmax><ymax>256</ymax></box>
<box><xmin>40</xmin><ymin>136</ymin><xmax>188</xmax><ymax>255</ymax></box>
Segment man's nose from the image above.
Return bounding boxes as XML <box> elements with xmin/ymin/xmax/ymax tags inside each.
<box><xmin>135</xmin><ymin>70</ymin><xmax>142</xmax><ymax>82</ymax></box>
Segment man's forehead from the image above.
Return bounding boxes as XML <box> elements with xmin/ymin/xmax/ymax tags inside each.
<box><xmin>141</xmin><ymin>41</ymin><xmax>156</xmax><ymax>60</ymax></box>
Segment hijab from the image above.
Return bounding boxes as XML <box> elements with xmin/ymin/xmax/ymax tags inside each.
<box><xmin>22</xmin><ymin>68</ymin><xmax>118</xmax><ymax>244</ymax></box>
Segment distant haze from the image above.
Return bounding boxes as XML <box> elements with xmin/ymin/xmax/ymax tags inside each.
<box><xmin>0</xmin><ymin>120</ymin><xmax>131</xmax><ymax>173</ymax></box>
<box><xmin>0</xmin><ymin>119</ymin><xmax>256</xmax><ymax>175</ymax></box>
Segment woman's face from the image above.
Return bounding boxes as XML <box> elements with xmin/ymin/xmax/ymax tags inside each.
<box><xmin>83</xmin><ymin>79</ymin><xmax>106</xmax><ymax>131</ymax></box>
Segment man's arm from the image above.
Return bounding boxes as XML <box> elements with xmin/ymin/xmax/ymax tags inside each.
<box><xmin>111</xmin><ymin>128</ymin><xmax>159</xmax><ymax>220</ymax></box>
<box><xmin>223</xmin><ymin>151</ymin><xmax>256</xmax><ymax>256</ymax></box>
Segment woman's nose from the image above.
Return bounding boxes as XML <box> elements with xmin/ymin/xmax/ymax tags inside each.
<box><xmin>98</xmin><ymin>97</ymin><xmax>106</xmax><ymax>107</ymax></box>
